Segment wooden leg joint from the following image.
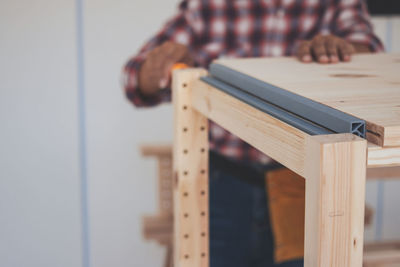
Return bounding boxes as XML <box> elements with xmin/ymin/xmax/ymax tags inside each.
<box><xmin>304</xmin><ymin>133</ymin><xmax>367</xmax><ymax>267</ymax></box>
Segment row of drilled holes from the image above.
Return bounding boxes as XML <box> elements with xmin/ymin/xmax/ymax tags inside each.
<box><xmin>183</xmin><ymin>210</ymin><xmax>206</xmax><ymax>217</ymax></box>
<box><xmin>183</xmin><ymin>126</ymin><xmax>206</xmax><ymax>132</ymax></box>
<box><xmin>182</xmin><ymin>169</ymin><xmax>206</xmax><ymax>176</ymax></box>
<box><xmin>181</xmin><ymin>173</ymin><xmax>207</xmax><ymax>260</ymax></box>
<box><xmin>184</xmin><ymin>253</ymin><xmax>207</xmax><ymax>259</ymax></box>
<box><xmin>183</xmin><ymin>232</ymin><xmax>207</xmax><ymax>239</ymax></box>
<box><xmin>183</xmin><ymin>148</ymin><xmax>206</xmax><ymax>154</ymax></box>
<box><xmin>182</xmin><ymin>82</ymin><xmax>207</xmax><ymax>260</ymax></box>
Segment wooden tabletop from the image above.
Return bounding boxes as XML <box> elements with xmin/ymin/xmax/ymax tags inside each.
<box><xmin>215</xmin><ymin>53</ymin><xmax>400</xmax><ymax>147</ymax></box>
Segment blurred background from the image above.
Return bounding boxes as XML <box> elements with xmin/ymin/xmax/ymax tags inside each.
<box><xmin>0</xmin><ymin>0</ymin><xmax>399</xmax><ymax>266</ymax></box>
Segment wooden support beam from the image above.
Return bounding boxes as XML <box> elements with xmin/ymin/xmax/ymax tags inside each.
<box><xmin>173</xmin><ymin>69</ymin><xmax>209</xmax><ymax>267</ymax></box>
<box><xmin>364</xmin><ymin>241</ymin><xmax>400</xmax><ymax>267</ymax></box>
<box><xmin>140</xmin><ymin>144</ymin><xmax>172</xmax><ymax>157</ymax></box>
<box><xmin>142</xmin><ymin>215</ymin><xmax>173</xmax><ymax>245</ymax></box>
<box><xmin>192</xmin><ymin>79</ymin><xmax>400</xmax><ymax>178</ymax></box>
<box><xmin>367</xmin><ymin>166</ymin><xmax>400</xmax><ymax>179</ymax></box>
<box><xmin>158</xmin><ymin>155</ymin><xmax>173</xmax><ymax>215</ymax></box>
<box><xmin>367</xmin><ymin>143</ymin><xmax>400</xmax><ymax>168</ymax></box>
<box><xmin>140</xmin><ymin>144</ymin><xmax>174</xmax><ymax>215</ymax></box>
<box><xmin>304</xmin><ymin>134</ymin><xmax>367</xmax><ymax>267</ymax></box>
<box><xmin>192</xmin><ymin>79</ymin><xmax>309</xmax><ymax>176</ymax></box>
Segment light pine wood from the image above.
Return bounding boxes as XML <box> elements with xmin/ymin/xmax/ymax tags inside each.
<box><xmin>171</xmin><ymin>65</ymin><xmax>399</xmax><ymax>267</ymax></box>
<box><xmin>141</xmin><ymin>144</ymin><xmax>174</xmax><ymax>215</ymax></box>
<box><xmin>368</xmin><ymin>144</ymin><xmax>400</xmax><ymax>168</ymax></box>
<box><xmin>215</xmin><ymin>53</ymin><xmax>400</xmax><ymax>147</ymax></box>
<box><xmin>157</xmin><ymin>155</ymin><xmax>173</xmax><ymax>215</ymax></box>
<box><xmin>364</xmin><ymin>241</ymin><xmax>400</xmax><ymax>267</ymax></box>
<box><xmin>142</xmin><ymin>215</ymin><xmax>173</xmax><ymax>245</ymax></box>
<box><xmin>140</xmin><ymin>144</ymin><xmax>174</xmax><ymax>267</ymax></box>
<box><xmin>193</xmin><ymin>79</ymin><xmax>400</xmax><ymax>171</ymax></box>
<box><xmin>367</xmin><ymin>166</ymin><xmax>400</xmax><ymax>179</ymax></box>
<box><xmin>192</xmin><ymin>79</ymin><xmax>309</xmax><ymax>176</ymax></box>
<box><xmin>173</xmin><ymin>69</ymin><xmax>209</xmax><ymax>267</ymax></box>
<box><xmin>140</xmin><ymin>144</ymin><xmax>172</xmax><ymax>157</ymax></box>
<box><xmin>141</xmin><ymin>143</ymin><xmax>399</xmax><ymax>179</ymax></box>
<box><xmin>365</xmin><ymin>241</ymin><xmax>400</xmax><ymax>251</ymax></box>
<box><xmin>364</xmin><ymin>251</ymin><xmax>400</xmax><ymax>267</ymax></box>
<box><xmin>304</xmin><ymin>134</ymin><xmax>367</xmax><ymax>267</ymax></box>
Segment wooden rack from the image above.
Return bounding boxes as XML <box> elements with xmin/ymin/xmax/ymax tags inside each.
<box><xmin>171</xmin><ymin>54</ymin><xmax>400</xmax><ymax>267</ymax></box>
<box><xmin>141</xmin><ymin>145</ymin><xmax>174</xmax><ymax>267</ymax></box>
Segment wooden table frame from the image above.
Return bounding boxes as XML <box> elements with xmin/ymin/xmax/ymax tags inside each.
<box><xmin>172</xmin><ymin>69</ymin><xmax>400</xmax><ymax>267</ymax></box>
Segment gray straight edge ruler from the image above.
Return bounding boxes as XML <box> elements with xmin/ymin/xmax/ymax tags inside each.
<box><xmin>201</xmin><ymin>63</ymin><xmax>366</xmax><ymax>137</ymax></box>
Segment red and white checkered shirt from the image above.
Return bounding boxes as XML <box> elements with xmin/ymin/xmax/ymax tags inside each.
<box><xmin>123</xmin><ymin>0</ymin><xmax>383</xmax><ymax>165</ymax></box>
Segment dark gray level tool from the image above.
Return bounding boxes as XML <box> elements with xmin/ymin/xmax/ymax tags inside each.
<box><xmin>204</xmin><ymin>63</ymin><xmax>366</xmax><ymax>137</ymax></box>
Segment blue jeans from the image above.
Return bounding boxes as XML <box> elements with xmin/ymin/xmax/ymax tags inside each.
<box><xmin>209</xmin><ymin>152</ymin><xmax>303</xmax><ymax>267</ymax></box>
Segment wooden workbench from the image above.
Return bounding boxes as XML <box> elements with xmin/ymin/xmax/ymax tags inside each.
<box><xmin>172</xmin><ymin>53</ymin><xmax>400</xmax><ymax>267</ymax></box>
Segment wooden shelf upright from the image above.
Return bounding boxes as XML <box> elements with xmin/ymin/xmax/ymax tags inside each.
<box><xmin>172</xmin><ymin>54</ymin><xmax>400</xmax><ymax>267</ymax></box>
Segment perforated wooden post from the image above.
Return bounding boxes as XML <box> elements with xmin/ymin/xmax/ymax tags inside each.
<box><xmin>304</xmin><ymin>134</ymin><xmax>367</xmax><ymax>267</ymax></box>
<box><xmin>172</xmin><ymin>69</ymin><xmax>209</xmax><ymax>267</ymax></box>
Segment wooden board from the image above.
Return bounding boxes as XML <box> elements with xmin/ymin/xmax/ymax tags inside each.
<box><xmin>214</xmin><ymin>53</ymin><xmax>400</xmax><ymax>147</ymax></box>
<box><xmin>140</xmin><ymin>144</ymin><xmax>172</xmax><ymax>156</ymax></box>
<box><xmin>368</xmin><ymin>143</ymin><xmax>400</xmax><ymax>167</ymax></box>
<box><xmin>173</xmin><ymin>69</ymin><xmax>209</xmax><ymax>267</ymax></box>
<box><xmin>193</xmin><ymin>79</ymin><xmax>309</xmax><ymax>176</ymax></box>
<box><xmin>193</xmin><ymin>79</ymin><xmax>400</xmax><ymax>169</ymax></box>
<box><xmin>364</xmin><ymin>241</ymin><xmax>400</xmax><ymax>267</ymax></box>
<box><xmin>367</xmin><ymin>166</ymin><xmax>400</xmax><ymax>179</ymax></box>
<box><xmin>304</xmin><ymin>134</ymin><xmax>367</xmax><ymax>267</ymax></box>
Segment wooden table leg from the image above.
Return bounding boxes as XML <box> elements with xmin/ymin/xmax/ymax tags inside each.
<box><xmin>304</xmin><ymin>134</ymin><xmax>367</xmax><ymax>267</ymax></box>
<box><xmin>172</xmin><ymin>69</ymin><xmax>209</xmax><ymax>267</ymax></box>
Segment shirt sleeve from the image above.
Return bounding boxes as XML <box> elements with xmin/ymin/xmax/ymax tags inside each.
<box><xmin>122</xmin><ymin>0</ymin><xmax>194</xmax><ymax>108</ymax></box>
<box><xmin>331</xmin><ymin>0</ymin><xmax>384</xmax><ymax>52</ymax></box>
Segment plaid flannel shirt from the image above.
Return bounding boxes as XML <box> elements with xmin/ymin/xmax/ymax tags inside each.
<box><xmin>123</xmin><ymin>0</ymin><xmax>383</xmax><ymax>165</ymax></box>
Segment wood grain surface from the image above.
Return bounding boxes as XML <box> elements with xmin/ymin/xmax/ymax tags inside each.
<box><xmin>173</xmin><ymin>69</ymin><xmax>209</xmax><ymax>267</ymax></box>
<box><xmin>305</xmin><ymin>134</ymin><xmax>367</xmax><ymax>267</ymax></box>
<box><xmin>215</xmin><ymin>53</ymin><xmax>400</xmax><ymax>147</ymax></box>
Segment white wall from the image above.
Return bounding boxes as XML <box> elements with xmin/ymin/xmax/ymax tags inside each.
<box><xmin>0</xmin><ymin>1</ymin><xmax>82</xmax><ymax>266</ymax></box>
<box><xmin>0</xmin><ymin>1</ymin><xmax>399</xmax><ymax>267</ymax></box>
<box><xmin>84</xmin><ymin>1</ymin><xmax>179</xmax><ymax>266</ymax></box>
<box><xmin>0</xmin><ymin>0</ymin><xmax>181</xmax><ymax>266</ymax></box>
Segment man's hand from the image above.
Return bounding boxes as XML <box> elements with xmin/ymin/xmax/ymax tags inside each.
<box><xmin>296</xmin><ymin>34</ymin><xmax>356</xmax><ymax>64</ymax></box>
<box><xmin>139</xmin><ymin>41</ymin><xmax>194</xmax><ymax>96</ymax></box>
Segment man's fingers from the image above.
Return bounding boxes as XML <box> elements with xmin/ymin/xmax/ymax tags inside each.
<box><xmin>296</xmin><ymin>35</ymin><xmax>356</xmax><ymax>64</ymax></box>
<box><xmin>338</xmin><ymin>41</ymin><xmax>354</xmax><ymax>62</ymax></box>
<box><xmin>311</xmin><ymin>36</ymin><xmax>329</xmax><ymax>64</ymax></box>
<box><xmin>296</xmin><ymin>41</ymin><xmax>312</xmax><ymax>63</ymax></box>
<box><xmin>326</xmin><ymin>37</ymin><xmax>339</xmax><ymax>63</ymax></box>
